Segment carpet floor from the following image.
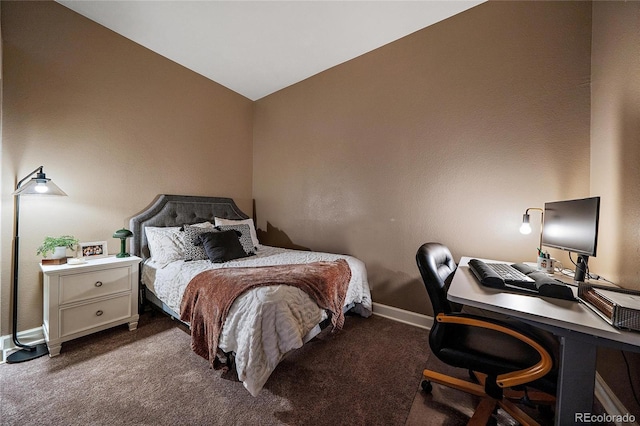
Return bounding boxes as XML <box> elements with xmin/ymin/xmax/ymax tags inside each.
<box><xmin>1</xmin><ymin>312</ymin><xmax>430</xmax><ymax>426</ymax></box>
<box><xmin>1</xmin><ymin>311</ymin><xmax>609</xmax><ymax>425</ymax></box>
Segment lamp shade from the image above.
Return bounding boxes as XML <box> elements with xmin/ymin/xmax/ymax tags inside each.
<box><xmin>113</xmin><ymin>228</ymin><xmax>133</xmax><ymax>239</ymax></box>
<box><xmin>13</xmin><ymin>171</ymin><xmax>67</xmax><ymax>196</ymax></box>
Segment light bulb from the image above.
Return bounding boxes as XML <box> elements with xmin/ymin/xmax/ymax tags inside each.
<box><xmin>34</xmin><ymin>182</ymin><xmax>49</xmax><ymax>193</ymax></box>
<box><xmin>519</xmin><ymin>222</ymin><xmax>532</xmax><ymax>234</ymax></box>
<box><xmin>519</xmin><ymin>213</ymin><xmax>532</xmax><ymax>234</ymax></box>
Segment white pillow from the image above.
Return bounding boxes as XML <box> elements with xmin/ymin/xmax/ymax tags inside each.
<box><xmin>145</xmin><ymin>226</ymin><xmax>184</xmax><ymax>264</ymax></box>
<box><xmin>214</xmin><ymin>217</ymin><xmax>259</xmax><ymax>248</ymax></box>
<box><xmin>190</xmin><ymin>221</ymin><xmax>214</xmax><ymax>228</ymax></box>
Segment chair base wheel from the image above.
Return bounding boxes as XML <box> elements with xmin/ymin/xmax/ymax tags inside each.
<box><xmin>421</xmin><ymin>380</ymin><xmax>433</xmax><ymax>393</ymax></box>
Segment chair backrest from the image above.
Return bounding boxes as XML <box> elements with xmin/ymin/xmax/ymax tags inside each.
<box><xmin>416</xmin><ymin>242</ymin><xmax>458</xmax><ymax>315</ymax></box>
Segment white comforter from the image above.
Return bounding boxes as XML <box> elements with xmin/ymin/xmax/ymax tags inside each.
<box><xmin>142</xmin><ymin>244</ymin><xmax>372</xmax><ymax>396</ymax></box>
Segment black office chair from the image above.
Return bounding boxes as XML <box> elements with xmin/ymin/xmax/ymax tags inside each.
<box><xmin>416</xmin><ymin>242</ymin><xmax>557</xmax><ymax>425</ymax></box>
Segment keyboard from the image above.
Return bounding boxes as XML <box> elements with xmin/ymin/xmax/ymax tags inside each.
<box><xmin>467</xmin><ymin>258</ymin><xmax>575</xmax><ymax>300</ymax></box>
<box><xmin>486</xmin><ymin>263</ymin><xmax>534</xmax><ymax>283</ymax></box>
<box><xmin>468</xmin><ymin>259</ymin><xmax>536</xmax><ymax>291</ymax></box>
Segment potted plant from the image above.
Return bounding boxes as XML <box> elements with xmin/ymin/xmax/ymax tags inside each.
<box><xmin>37</xmin><ymin>235</ymin><xmax>79</xmax><ymax>259</ymax></box>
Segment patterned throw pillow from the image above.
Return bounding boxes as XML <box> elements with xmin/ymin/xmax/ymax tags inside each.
<box><xmin>215</xmin><ymin>224</ymin><xmax>255</xmax><ymax>256</ymax></box>
<box><xmin>145</xmin><ymin>226</ymin><xmax>184</xmax><ymax>264</ymax></box>
<box><xmin>183</xmin><ymin>224</ymin><xmax>215</xmax><ymax>261</ymax></box>
<box><xmin>214</xmin><ymin>217</ymin><xmax>260</xmax><ymax>248</ymax></box>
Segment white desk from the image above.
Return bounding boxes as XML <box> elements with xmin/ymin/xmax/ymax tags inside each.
<box><xmin>449</xmin><ymin>257</ymin><xmax>640</xmax><ymax>426</ymax></box>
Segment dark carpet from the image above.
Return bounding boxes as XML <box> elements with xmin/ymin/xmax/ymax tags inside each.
<box><xmin>0</xmin><ymin>312</ymin><xmax>430</xmax><ymax>426</ymax></box>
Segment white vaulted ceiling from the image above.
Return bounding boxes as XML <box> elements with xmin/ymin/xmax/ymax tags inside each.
<box><xmin>57</xmin><ymin>1</ymin><xmax>485</xmax><ymax>100</ymax></box>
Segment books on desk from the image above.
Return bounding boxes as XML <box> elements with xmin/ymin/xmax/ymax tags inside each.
<box><xmin>578</xmin><ymin>283</ymin><xmax>640</xmax><ymax>332</ymax></box>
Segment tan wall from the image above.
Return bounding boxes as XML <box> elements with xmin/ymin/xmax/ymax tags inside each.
<box><xmin>591</xmin><ymin>1</ymin><xmax>640</xmax><ymax>416</ymax></box>
<box><xmin>253</xmin><ymin>1</ymin><xmax>592</xmax><ymax>315</ymax></box>
<box><xmin>590</xmin><ymin>1</ymin><xmax>640</xmax><ymax>290</ymax></box>
<box><xmin>0</xmin><ymin>1</ymin><xmax>254</xmax><ymax>335</ymax></box>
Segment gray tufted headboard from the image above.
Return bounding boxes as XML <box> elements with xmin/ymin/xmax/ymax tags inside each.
<box><xmin>129</xmin><ymin>194</ymin><xmax>250</xmax><ymax>260</ymax></box>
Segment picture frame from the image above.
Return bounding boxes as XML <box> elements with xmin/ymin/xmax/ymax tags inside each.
<box><xmin>79</xmin><ymin>241</ymin><xmax>108</xmax><ymax>259</ymax></box>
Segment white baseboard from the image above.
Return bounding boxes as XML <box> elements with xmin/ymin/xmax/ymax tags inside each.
<box><xmin>372</xmin><ymin>302</ymin><xmax>433</xmax><ymax>330</ymax></box>
<box><xmin>595</xmin><ymin>372</ymin><xmax>639</xmax><ymax>425</ymax></box>
<box><xmin>1</xmin><ymin>326</ymin><xmax>46</xmax><ymax>363</ymax></box>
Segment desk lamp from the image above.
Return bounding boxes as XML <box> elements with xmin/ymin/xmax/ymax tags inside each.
<box><xmin>113</xmin><ymin>228</ymin><xmax>133</xmax><ymax>258</ymax></box>
<box><xmin>9</xmin><ymin>166</ymin><xmax>67</xmax><ymax>363</ymax></box>
<box><xmin>520</xmin><ymin>207</ymin><xmax>544</xmax><ymax>254</ymax></box>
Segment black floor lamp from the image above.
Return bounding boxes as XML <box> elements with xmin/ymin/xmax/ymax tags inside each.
<box><xmin>7</xmin><ymin>166</ymin><xmax>67</xmax><ymax>364</ymax></box>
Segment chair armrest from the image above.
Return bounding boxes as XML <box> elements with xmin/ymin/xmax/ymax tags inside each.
<box><xmin>435</xmin><ymin>313</ymin><xmax>553</xmax><ymax>388</ymax></box>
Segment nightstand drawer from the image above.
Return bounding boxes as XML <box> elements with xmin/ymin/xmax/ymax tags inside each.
<box><xmin>59</xmin><ymin>267</ymin><xmax>131</xmax><ymax>304</ymax></box>
<box><xmin>59</xmin><ymin>294</ymin><xmax>132</xmax><ymax>337</ymax></box>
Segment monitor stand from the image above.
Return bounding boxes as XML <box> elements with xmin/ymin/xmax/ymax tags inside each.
<box><xmin>574</xmin><ymin>254</ymin><xmax>589</xmax><ymax>282</ymax></box>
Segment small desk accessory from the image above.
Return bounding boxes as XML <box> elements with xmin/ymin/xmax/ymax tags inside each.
<box><xmin>113</xmin><ymin>228</ymin><xmax>133</xmax><ymax>258</ymax></box>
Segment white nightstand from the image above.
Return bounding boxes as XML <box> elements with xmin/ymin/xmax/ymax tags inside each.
<box><xmin>40</xmin><ymin>255</ymin><xmax>141</xmax><ymax>356</ymax></box>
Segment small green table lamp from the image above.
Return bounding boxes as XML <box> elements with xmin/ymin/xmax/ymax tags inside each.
<box><xmin>113</xmin><ymin>228</ymin><xmax>133</xmax><ymax>258</ymax></box>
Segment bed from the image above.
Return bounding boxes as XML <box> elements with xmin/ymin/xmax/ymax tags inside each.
<box><xmin>129</xmin><ymin>194</ymin><xmax>372</xmax><ymax>396</ymax></box>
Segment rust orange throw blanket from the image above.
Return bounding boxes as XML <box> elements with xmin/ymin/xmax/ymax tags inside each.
<box><xmin>179</xmin><ymin>259</ymin><xmax>352</xmax><ymax>368</ymax></box>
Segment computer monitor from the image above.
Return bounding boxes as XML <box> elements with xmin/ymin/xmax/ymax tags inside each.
<box><xmin>541</xmin><ymin>196</ymin><xmax>600</xmax><ymax>282</ymax></box>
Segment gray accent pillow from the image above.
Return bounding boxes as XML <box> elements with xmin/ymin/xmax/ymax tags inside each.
<box><xmin>196</xmin><ymin>230</ymin><xmax>249</xmax><ymax>263</ymax></box>
<box><xmin>215</xmin><ymin>224</ymin><xmax>255</xmax><ymax>255</ymax></box>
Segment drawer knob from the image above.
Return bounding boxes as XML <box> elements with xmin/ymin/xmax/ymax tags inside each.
<box><xmin>96</xmin><ymin>310</ymin><xmax>104</xmax><ymax>316</ymax></box>
<box><xmin>94</xmin><ymin>281</ymin><xmax>103</xmax><ymax>287</ymax></box>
